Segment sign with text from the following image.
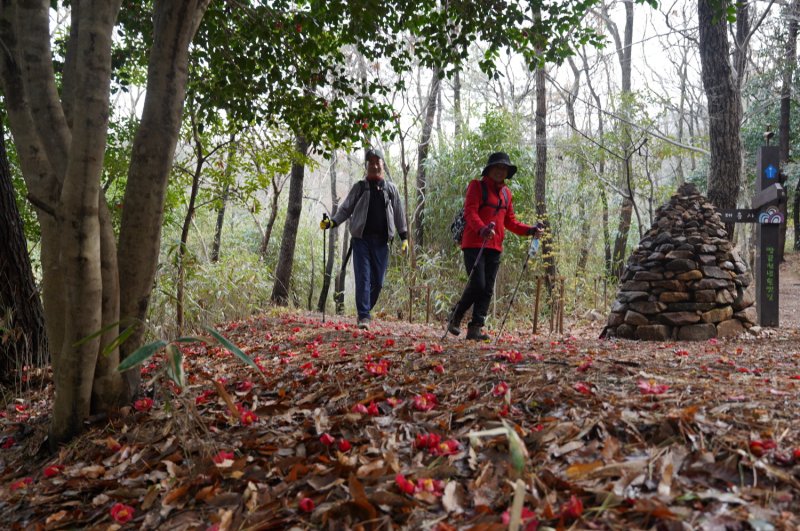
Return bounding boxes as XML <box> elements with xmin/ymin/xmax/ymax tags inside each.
<box><xmin>755</xmin><ymin>146</ymin><xmax>781</xmax><ymax>327</ymax></box>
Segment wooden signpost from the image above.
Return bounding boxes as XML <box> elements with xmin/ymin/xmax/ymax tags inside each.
<box><xmin>719</xmin><ymin>145</ymin><xmax>785</xmax><ymax>327</ymax></box>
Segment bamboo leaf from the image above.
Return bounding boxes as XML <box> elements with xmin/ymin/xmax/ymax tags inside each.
<box><xmin>166</xmin><ymin>344</ymin><xmax>185</xmax><ymax>388</ymax></box>
<box><xmin>203</xmin><ymin>326</ymin><xmax>265</xmax><ymax>380</ymax></box>
<box><xmin>101</xmin><ymin>325</ymin><xmax>137</xmax><ymax>357</ymax></box>
<box><xmin>117</xmin><ymin>340</ymin><xmax>168</xmax><ymax>372</ymax></box>
<box><xmin>73</xmin><ymin>320</ymin><xmax>126</xmax><ymax>348</ymax></box>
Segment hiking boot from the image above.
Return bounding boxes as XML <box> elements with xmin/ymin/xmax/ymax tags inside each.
<box><xmin>466</xmin><ymin>325</ymin><xmax>489</xmax><ymax>341</ymax></box>
<box><xmin>447</xmin><ymin>309</ymin><xmax>464</xmax><ymax>336</ymax></box>
<box><xmin>357</xmin><ymin>317</ymin><xmax>371</xmax><ymax>330</ymax></box>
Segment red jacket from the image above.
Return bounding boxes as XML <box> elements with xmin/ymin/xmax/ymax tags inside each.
<box><xmin>461</xmin><ymin>177</ymin><xmax>533</xmax><ymax>252</ymax></box>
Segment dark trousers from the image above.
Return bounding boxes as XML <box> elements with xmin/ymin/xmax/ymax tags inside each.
<box><xmin>453</xmin><ymin>247</ymin><xmax>501</xmax><ymax>327</ymax></box>
<box><xmin>352</xmin><ymin>236</ymin><xmax>389</xmax><ymax>319</ymax></box>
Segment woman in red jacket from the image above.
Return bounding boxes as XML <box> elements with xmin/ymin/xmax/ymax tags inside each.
<box><xmin>448</xmin><ymin>152</ymin><xmax>541</xmax><ymax>340</ymax></box>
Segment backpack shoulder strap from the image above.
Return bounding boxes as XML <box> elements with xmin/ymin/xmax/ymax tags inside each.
<box><xmin>501</xmin><ymin>187</ymin><xmax>509</xmax><ymax>207</ymax></box>
<box><xmin>479</xmin><ymin>180</ymin><xmax>488</xmax><ymax>207</ymax></box>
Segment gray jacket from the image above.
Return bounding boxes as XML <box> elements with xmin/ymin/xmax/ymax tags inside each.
<box><xmin>332</xmin><ymin>179</ymin><xmax>408</xmax><ymax>241</ymax></box>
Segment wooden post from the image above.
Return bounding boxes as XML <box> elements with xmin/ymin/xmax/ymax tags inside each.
<box><xmin>532</xmin><ymin>276</ymin><xmax>543</xmax><ymax>335</ymax></box>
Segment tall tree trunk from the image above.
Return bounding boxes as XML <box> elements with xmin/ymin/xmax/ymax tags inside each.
<box><xmin>609</xmin><ymin>0</ymin><xmax>635</xmax><ymax>280</ymax></box>
<box><xmin>318</xmin><ymin>152</ymin><xmax>338</xmax><ymax>312</ymax></box>
<box><xmin>0</xmin><ymin>117</ymin><xmax>47</xmax><ymax>381</ymax></box>
<box><xmin>698</xmin><ymin>0</ymin><xmax>743</xmax><ymax>240</ymax></box>
<box><xmin>271</xmin><ymin>135</ymin><xmax>309</xmax><ymax>305</ymax></box>
<box><xmin>780</xmin><ymin>0</ymin><xmax>798</xmax><ymax>258</ymax></box>
<box><xmin>534</xmin><ymin>60</ymin><xmax>556</xmax><ymax>291</ymax></box>
<box><xmin>117</xmin><ymin>1</ymin><xmax>210</xmax><ymax>400</ymax></box>
<box><xmin>453</xmin><ymin>69</ymin><xmax>462</xmax><ymax>140</ymax></box>
<box><xmin>176</xmin><ymin>149</ymin><xmax>204</xmax><ymax>336</ymax></box>
<box><xmin>414</xmin><ymin>68</ymin><xmax>441</xmax><ymax>247</ymax></box>
<box><xmin>260</xmin><ymin>176</ymin><xmax>282</xmax><ymax>259</ymax></box>
<box><xmin>211</xmin><ymin>133</ymin><xmax>236</xmax><ymax>263</ymax></box>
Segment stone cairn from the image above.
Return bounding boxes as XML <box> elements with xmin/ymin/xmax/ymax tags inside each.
<box><xmin>604</xmin><ymin>183</ymin><xmax>757</xmax><ymax>341</ymax></box>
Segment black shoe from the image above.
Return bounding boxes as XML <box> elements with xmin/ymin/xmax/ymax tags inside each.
<box><xmin>466</xmin><ymin>325</ymin><xmax>489</xmax><ymax>341</ymax></box>
<box><xmin>447</xmin><ymin>309</ymin><xmax>464</xmax><ymax>336</ymax></box>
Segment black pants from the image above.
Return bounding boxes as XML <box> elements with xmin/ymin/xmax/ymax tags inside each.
<box><xmin>453</xmin><ymin>248</ymin><xmax>501</xmax><ymax>327</ymax></box>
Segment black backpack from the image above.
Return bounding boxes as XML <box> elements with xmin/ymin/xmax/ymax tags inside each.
<box><xmin>449</xmin><ymin>181</ymin><xmax>509</xmax><ymax>243</ymax></box>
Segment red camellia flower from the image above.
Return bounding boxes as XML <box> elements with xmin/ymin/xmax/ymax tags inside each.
<box><xmin>352</xmin><ymin>403</ymin><xmax>368</xmax><ymax>414</ymax></box>
<box><xmin>299</xmin><ymin>497</ymin><xmax>314</xmax><ymax>512</ymax></box>
<box><xmin>414</xmin><ymin>343</ymin><xmax>427</xmax><ymax>353</ymax></box>
<box><xmin>239</xmin><ymin>409</ymin><xmax>258</xmax><ymax>426</ymax></box>
<box><xmin>560</xmin><ymin>495</ymin><xmax>584</xmax><ymax>519</ymax></box>
<box><xmin>110</xmin><ymin>503</ymin><xmax>135</xmax><ymax>524</ymax></box>
<box><xmin>236</xmin><ymin>381</ymin><xmax>253</xmax><ymax>393</ymax></box>
<box><xmin>365</xmin><ymin>360</ymin><xmax>389</xmax><ymax>376</ymax></box>
<box><xmin>576</xmin><ymin>360</ymin><xmax>593</xmax><ymax>372</ymax></box>
<box><xmin>10</xmin><ymin>477</ymin><xmax>33</xmax><ymax>491</ymax></box>
<box><xmin>320</xmin><ymin>433</ymin><xmax>335</xmax><ymax>446</ymax></box>
<box><xmin>502</xmin><ymin>507</ymin><xmax>538</xmax><ymax>528</ymax></box>
<box><xmin>367</xmin><ymin>401</ymin><xmax>380</xmax><ymax>416</ymax></box>
<box><xmin>432</xmin><ymin>439</ymin><xmax>461</xmax><ymax>456</ymax></box>
<box><xmin>637</xmin><ymin>379</ymin><xmax>669</xmax><ymax>395</ymax></box>
<box><xmin>395</xmin><ymin>474</ymin><xmax>416</xmax><ymax>494</ymax></box>
<box><xmin>497</xmin><ymin>350</ymin><xmax>523</xmax><ymax>363</ymax></box>
<box><xmin>431</xmin><ymin>344</ymin><xmax>444</xmax><ymax>354</ymax></box>
<box><xmin>415</xmin><ymin>433</ymin><xmax>441</xmax><ymax>449</ymax></box>
<box><xmin>386</xmin><ymin>397</ymin><xmax>402</xmax><ymax>408</ymax></box>
<box><xmin>383</xmin><ymin>339</ymin><xmax>395</xmax><ymax>348</ymax></box>
<box><xmin>573</xmin><ymin>382</ymin><xmax>593</xmax><ymax>395</ymax></box>
<box><xmin>416</xmin><ymin>477</ymin><xmax>445</xmax><ymax>496</ymax></box>
<box><xmin>44</xmin><ymin>465</ymin><xmax>64</xmax><ymax>478</ymax></box>
<box><xmin>337</xmin><ymin>439</ymin><xmax>352</xmax><ymax>452</ymax></box>
<box><xmin>212</xmin><ymin>450</ymin><xmax>235</xmax><ymax>464</ymax></box>
<box><xmin>492</xmin><ymin>381</ymin><xmax>509</xmax><ymax>397</ymax></box>
<box><xmin>491</xmin><ymin>363</ymin><xmax>507</xmax><ymax>373</ymax></box>
<box><xmin>749</xmin><ymin>439</ymin><xmax>778</xmax><ymax>457</ymax></box>
<box><xmin>413</xmin><ymin>393</ymin><xmax>437</xmax><ymax>411</ymax></box>
<box><xmin>133</xmin><ymin>398</ymin><xmax>153</xmax><ymax>412</ymax></box>
<box><xmin>433</xmin><ymin>364</ymin><xmax>445</xmax><ymax>374</ymax></box>
<box><xmin>195</xmin><ymin>389</ymin><xmax>215</xmax><ymax>406</ymax></box>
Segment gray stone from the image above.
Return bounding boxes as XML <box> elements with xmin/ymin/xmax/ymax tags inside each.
<box><xmin>720</xmin><ymin>261</ymin><xmax>735</xmax><ymax>270</ymax></box>
<box><xmin>666</xmin><ymin>259</ymin><xmax>697</xmax><ymax>271</ymax></box>
<box><xmin>701</xmin><ymin>306</ymin><xmax>733</xmax><ymax>324</ymax></box>
<box><xmin>629</xmin><ymin>301</ymin><xmax>667</xmax><ymax>315</ymax></box>
<box><xmin>735</xmin><ymin>272</ymin><xmax>753</xmax><ymax>288</ymax></box>
<box><xmin>733</xmin><ymin>283</ymin><xmax>755</xmax><ymax>311</ymax></box>
<box><xmin>620</xmin><ymin>281</ymin><xmax>650</xmax><ymax>292</ymax></box>
<box><xmin>611</xmin><ymin>300</ymin><xmax>628</xmax><ymax>313</ymax></box>
<box><xmin>633</xmin><ymin>271</ymin><xmax>664</xmax><ymax>281</ymax></box>
<box><xmin>734</xmin><ymin>306</ymin><xmax>758</xmax><ymax>325</ymax></box>
<box><xmin>615</xmin><ymin>324</ymin><xmax>636</xmax><ymax>339</ymax></box>
<box><xmin>695</xmin><ymin>290</ymin><xmax>717</xmax><ymax>303</ymax></box>
<box><xmin>636</xmin><ymin>324</ymin><xmax>673</xmax><ymax>341</ymax></box>
<box><xmin>666</xmin><ymin>302</ymin><xmax>716</xmax><ymax>312</ymax></box>
<box><xmin>618</xmin><ymin>291</ymin><xmax>650</xmax><ymax>303</ymax></box>
<box><xmin>702</xmin><ymin>266</ymin><xmax>732</xmax><ymax>280</ymax></box>
<box><xmin>624</xmin><ymin>310</ymin><xmax>651</xmax><ymax>326</ymax></box>
<box><xmin>659</xmin><ymin>292</ymin><xmax>691</xmax><ymax>303</ymax></box>
<box><xmin>677</xmin><ymin>243</ymin><xmax>695</xmax><ymax>251</ymax></box>
<box><xmin>734</xmin><ymin>261</ymin><xmax>748</xmax><ymax>274</ymax></box>
<box><xmin>607</xmin><ymin>312</ymin><xmax>625</xmax><ymax>327</ymax></box>
<box><xmin>659</xmin><ymin>312</ymin><xmax>701</xmax><ymax>326</ymax></box>
<box><xmin>715</xmin><ymin>290</ymin><xmax>734</xmax><ymax>304</ymax></box>
<box><xmin>652</xmin><ymin>280</ymin><xmax>687</xmax><ymax>291</ymax></box>
<box><xmin>677</xmin><ymin>323</ymin><xmax>717</xmax><ymax>341</ymax></box>
<box><xmin>692</xmin><ymin>278</ymin><xmax>731</xmax><ymax>290</ymax></box>
<box><xmin>699</xmin><ymin>244</ymin><xmax>717</xmax><ymax>253</ymax></box>
<box><xmin>656</xmin><ymin>244</ymin><xmax>675</xmax><ymax>253</ymax></box>
<box><xmin>654</xmin><ymin>232</ymin><xmax>672</xmax><ymax>244</ymax></box>
<box><xmin>665</xmin><ymin>250</ymin><xmax>695</xmax><ymax>260</ymax></box>
<box><xmin>646</xmin><ymin>252</ymin><xmax>666</xmax><ymax>261</ymax></box>
<box><xmin>717</xmin><ymin>319</ymin><xmax>745</xmax><ymax>338</ymax></box>
<box><xmin>698</xmin><ymin>254</ymin><xmax>717</xmax><ymax>265</ymax></box>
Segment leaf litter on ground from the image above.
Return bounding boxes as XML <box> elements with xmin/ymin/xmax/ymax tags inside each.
<box><xmin>1</xmin><ymin>309</ymin><xmax>800</xmax><ymax>530</ymax></box>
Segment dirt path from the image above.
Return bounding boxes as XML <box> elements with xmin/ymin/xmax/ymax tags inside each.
<box><xmin>779</xmin><ymin>250</ymin><xmax>800</xmax><ymax>331</ymax></box>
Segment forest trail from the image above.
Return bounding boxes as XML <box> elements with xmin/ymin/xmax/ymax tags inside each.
<box><xmin>779</xmin><ymin>250</ymin><xmax>800</xmax><ymax>331</ymax></box>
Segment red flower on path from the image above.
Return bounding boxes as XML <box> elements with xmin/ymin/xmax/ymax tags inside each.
<box><xmin>365</xmin><ymin>360</ymin><xmax>389</xmax><ymax>376</ymax></box>
<box><xmin>433</xmin><ymin>364</ymin><xmax>445</xmax><ymax>374</ymax></box>
<box><xmin>492</xmin><ymin>381</ymin><xmax>509</xmax><ymax>397</ymax></box>
<box><xmin>637</xmin><ymin>379</ymin><xmax>669</xmax><ymax>395</ymax></box>
<box><xmin>299</xmin><ymin>497</ymin><xmax>315</xmax><ymax>512</ymax></box>
<box><xmin>413</xmin><ymin>393</ymin><xmax>437</xmax><ymax>411</ymax></box>
<box><xmin>573</xmin><ymin>382</ymin><xmax>593</xmax><ymax>395</ymax></box>
<box><xmin>352</xmin><ymin>403</ymin><xmax>368</xmax><ymax>414</ymax></box>
<box><xmin>10</xmin><ymin>477</ymin><xmax>33</xmax><ymax>491</ymax></box>
<box><xmin>110</xmin><ymin>503</ymin><xmax>135</xmax><ymax>524</ymax></box>
<box><xmin>386</xmin><ymin>397</ymin><xmax>402</xmax><ymax>408</ymax></box>
<box><xmin>384</xmin><ymin>339</ymin><xmax>395</xmax><ymax>347</ymax></box>
<box><xmin>560</xmin><ymin>495</ymin><xmax>584</xmax><ymax>519</ymax></box>
<box><xmin>133</xmin><ymin>398</ymin><xmax>153</xmax><ymax>412</ymax></box>
<box><xmin>432</xmin><ymin>439</ymin><xmax>460</xmax><ymax>456</ymax></box>
<box><xmin>415</xmin><ymin>343</ymin><xmax>427</xmax><ymax>353</ymax></box>
<box><xmin>416</xmin><ymin>477</ymin><xmax>445</xmax><ymax>495</ymax></box>
<box><xmin>431</xmin><ymin>344</ymin><xmax>444</xmax><ymax>354</ymax></box>
<box><xmin>367</xmin><ymin>401</ymin><xmax>380</xmax><ymax>416</ymax></box>
<box><xmin>415</xmin><ymin>433</ymin><xmax>441</xmax><ymax>449</ymax></box>
<box><xmin>236</xmin><ymin>381</ymin><xmax>253</xmax><ymax>393</ymax></box>
<box><xmin>320</xmin><ymin>433</ymin><xmax>335</xmax><ymax>446</ymax></box>
<box><xmin>395</xmin><ymin>474</ymin><xmax>416</xmax><ymax>494</ymax></box>
<box><xmin>212</xmin><ymin>451</ymin><xmax>235</xmax><ymax>464</ymax></box>
<box><xmin>502</xmin><ymin>507</ymin><xmax>538</xmax><ymax>529</ymax></box>
<box><xmin>44</xmin><ymin>465</ymin><xmax>64</xmax><ymax>478</ymax></box>
<box><xmin>337</xmin><ymin>439</ymin><xmax>352</xmax><ymax>452</ymax></box>
<box><xmin>749</xmin><ymin>439</ymin><xmax>778</xmax><ymax>457</ymax></box>
<box><xmin>239</xmin><ymin>409</ymin><xmax>258</xmax><ymax>426</ymax></box>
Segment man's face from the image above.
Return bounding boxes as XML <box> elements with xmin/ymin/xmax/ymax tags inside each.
<box><xmin>366</xmin><ymin>155</ymin><xmax>384</xmax><ymax>178</ymax></box>
<box><xmin>486</xmin><ymin>165</ymin><xmax>509</xmax><ymax>182</ymax></box>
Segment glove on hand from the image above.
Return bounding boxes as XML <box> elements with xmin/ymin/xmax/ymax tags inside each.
<box><xmin>401</xmin><ymin>240</ymin><xmax>409</xmax><ymax>254</ymax></box>
<box><xmin>528</xmin><ymin>222</ymin><xmax>545</xmax><ymax>237</ymax></box>
<box><xmin>320</xmin><ymin>218</ymin><xmax>335</xmax><ymax>230</ymax></box>
<box><xmin>479</xmin><ymin>225</ymin><xmax>495</xmax><ymax>240</ymax></box>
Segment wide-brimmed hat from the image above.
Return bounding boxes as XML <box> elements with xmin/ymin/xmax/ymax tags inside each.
<box><xmin>481</xmin><ymin>151</ymin><xmax>517</xmax><ymax>179</ymax></box>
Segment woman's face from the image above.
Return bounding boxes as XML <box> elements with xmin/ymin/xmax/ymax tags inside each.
<box><xmin>486</xmin><ymin>165</ymin><xmax>509</xmax><ymax>182</ymax></box>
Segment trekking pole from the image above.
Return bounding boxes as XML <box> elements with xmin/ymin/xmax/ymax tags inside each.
<box><xmin>442</xmin><ymin>222</ymin><xmax>495</xmax><ymax>340</ymax></box>
<box><xmin>321</xmin><ymin>213</ymin><xmax>329</xmax><ymax>323</ymax></box>
<box><xmin>494</xmin><ymin>231</ymin><xmax>541</xmax><ymax>344</ymax></box>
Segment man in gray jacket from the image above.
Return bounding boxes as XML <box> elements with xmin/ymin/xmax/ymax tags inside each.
<box><xmin>320</xmin><ymin>148</ymin><xmax>408</xmax><ymax>329</ymax></box>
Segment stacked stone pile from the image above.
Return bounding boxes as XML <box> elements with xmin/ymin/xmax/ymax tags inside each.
<box><xmin>604</xmin><ymin>183</ymin><xmax>756</xmax><ymax>341</ymax></box>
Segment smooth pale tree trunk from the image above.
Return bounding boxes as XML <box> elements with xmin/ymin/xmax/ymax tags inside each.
<box><xmin>0</xmin><ymin>118</ymin><xmax>48</xmax><ymax>380</ymax></box>
<box><xmin>414</xmin><ymin>68</ymin><xmax>441</xmax><ymax>247</ymax></box>
<box><xmin>211</xmin><ymin>134</ymin><xmax>236</xmax><ymax>263</ymax></box>
<box><xmin>779</xmin><ymin>1</ymin><xmax>798</xmax><ymax>258</ymax></box>
<box><xmin>271</xmin><ymin>136</ymin><xmax>309</xmax><ymax>305</ymax></box>
<box><xmin>453</xmin><ymin>69</ymin><xmax>462</xmax><ymax>140</ymax></box>
<box><xmin>117</xmin><ymin>1</ymin><xmax>210</xmax><ymax>399</ymax></box>
<box><xmin>318</xmin><ymin>152</ymin><xmax>338</xmax><ymax>312</ymax></box>
<box><xmin>176</xmin><ymin>153</ymin><xmax>204</xmax><ymax>336</ymax></box>
<box><xmin>260</xmin><ymin>176</ymin><xmax>283</xmax><ymax>259</ymax></box>
<box><xmin>698</xmin><ymin>0</ymin><xmax>742</xmax><ymax>240</ymax></box>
